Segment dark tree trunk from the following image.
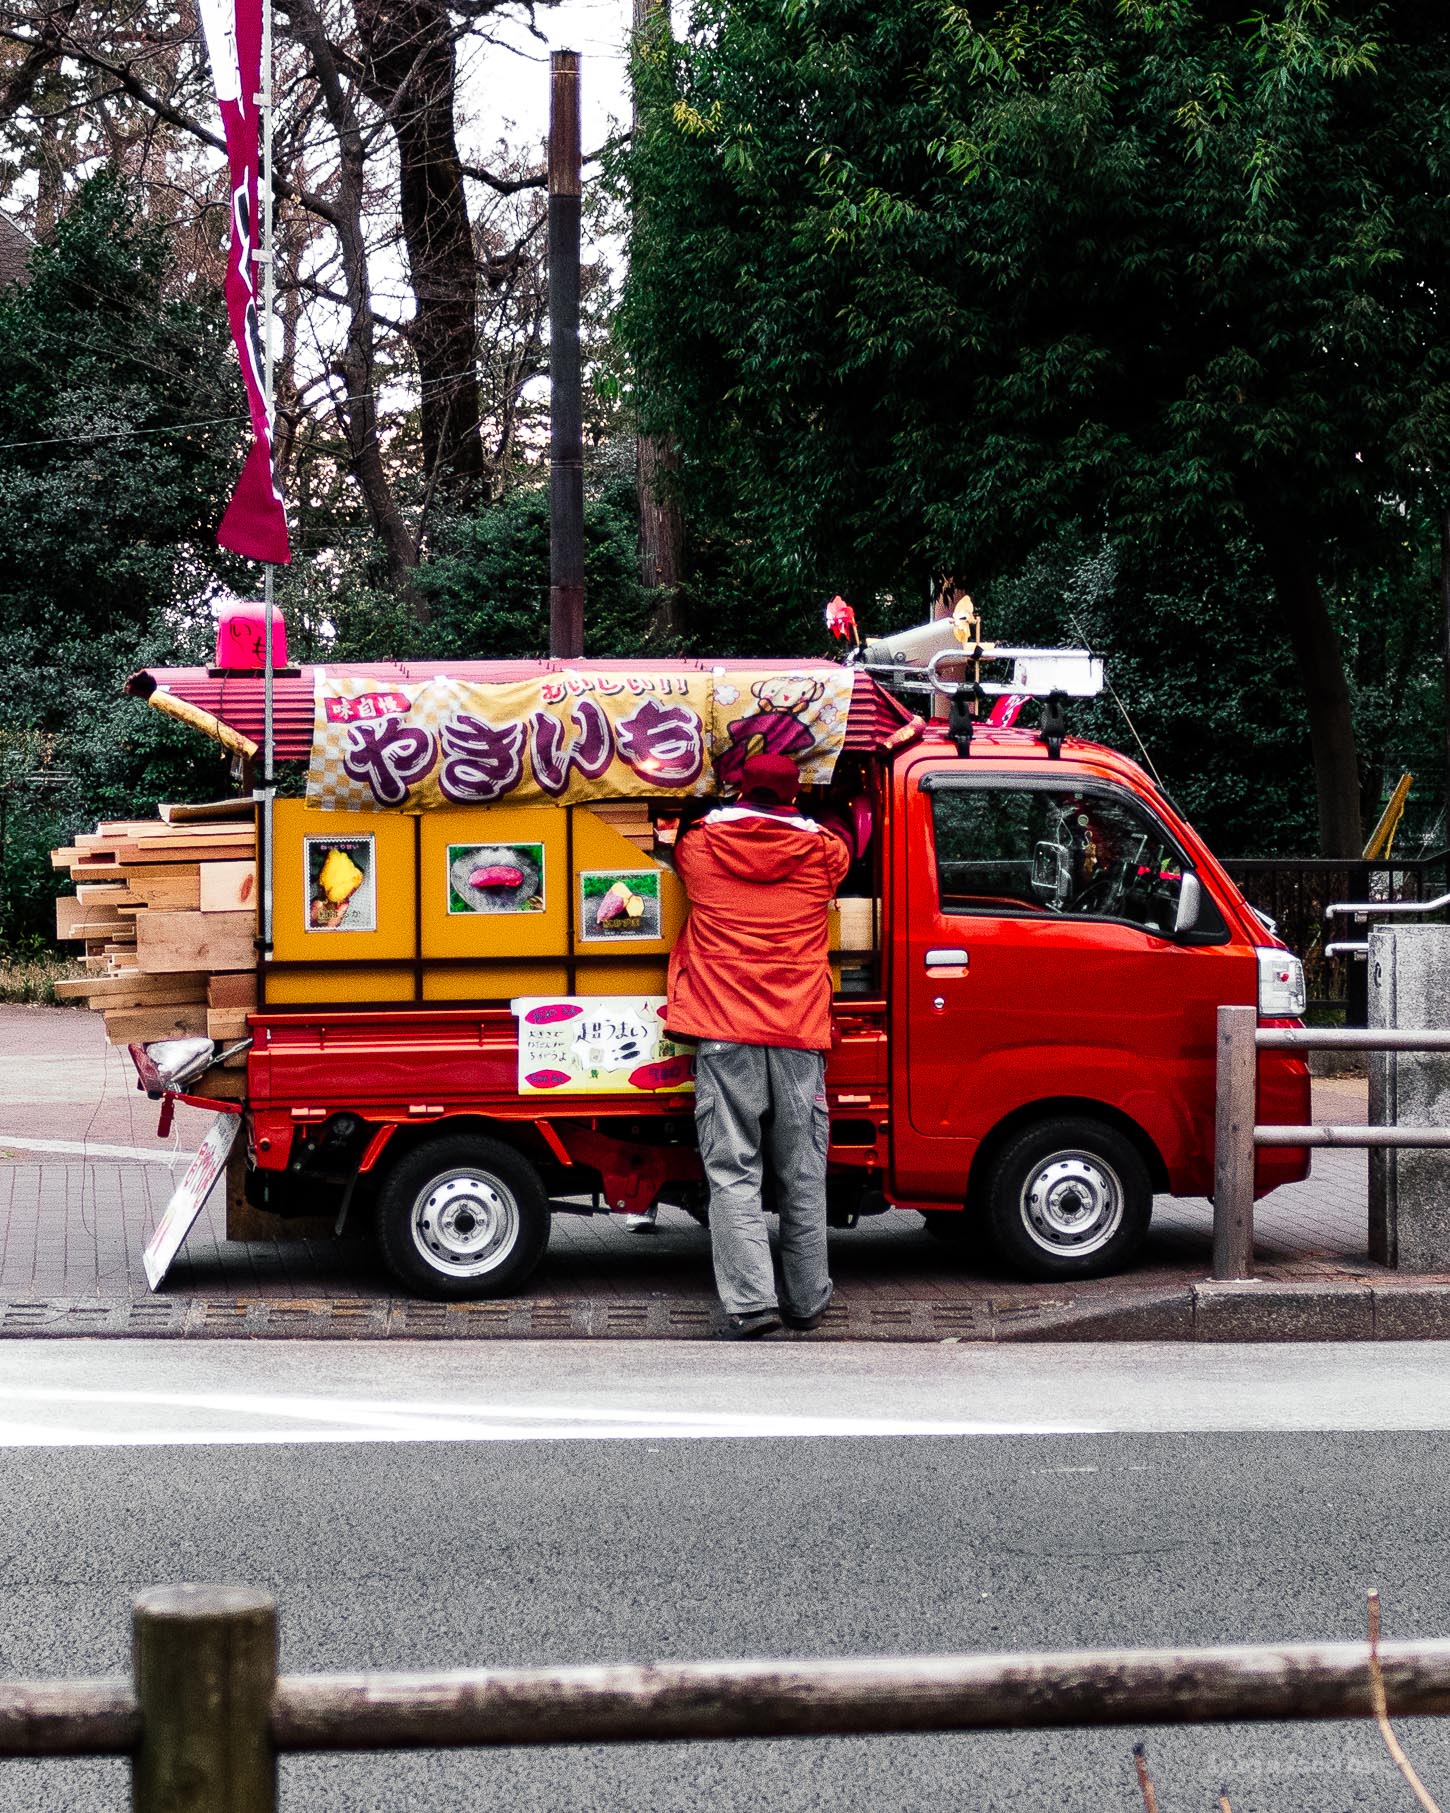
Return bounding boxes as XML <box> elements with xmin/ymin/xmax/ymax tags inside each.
<box><xmin>1354</xmin><ymin>580</ymin><xmax>1387</xmax><ymax>835</ymax></box>
<box><xmin>287</xmin><ymin>0</ymin><xmax>421</xmax><ymax>603</ymax></box>
<box><xmin>356</xmin><ymin>0</ymin><xmax>485</xmax><ymax>508</ymax></box>
<box><xmin>638</xmin><ymin>432</ymin><xmax>683</xmax><ymax>641</ymax></box>
<box><xmin>1260</xmin><ymin>532</ymin><xmax>1363</xmax><ymax>858</ymax></box>
<box><xmin>632</xmin><ymin>0</ymin><xmax>684</xmax><ymax>645</ymax></box>
<box><xmin>1441</xmin><ymin>497</ymin><xmax>1450</xmax><ymax>841</ymax></box>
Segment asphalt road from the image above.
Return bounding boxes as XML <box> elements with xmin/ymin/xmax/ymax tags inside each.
<box><xmin>3</xmin><ymin>1342</ymin><xmax>1449</xmax><ymax>1812</ymax></box>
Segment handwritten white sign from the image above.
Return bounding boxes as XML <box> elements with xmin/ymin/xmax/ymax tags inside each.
<box><xmin>143</xmin><ymin>1113</ymin><xmax>241</xmax><ymax>1291</ymax></box>
<box><xmin>512</xmin><ymin>996</ymin><xmax>695</xmax><ymax>1096</ymax></box>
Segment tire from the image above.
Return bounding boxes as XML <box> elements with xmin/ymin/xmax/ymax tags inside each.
<box><xmin>375</xmin><ymin>1134</ymin><xmax>551</xmax><ymax>1300</ymax></box>
<box><xmin>984</xmin><ymin>1116</ymin><xmax>1151</xmax><ymax>1281</ymax></box>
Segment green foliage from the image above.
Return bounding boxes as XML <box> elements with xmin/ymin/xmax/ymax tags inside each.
<box><xmin>324</xmin><ymin>479</ymin><xmax>652</xmax><ymax>663</ymax></box>
<box><xmin>0</xmin><ymin>182</ymin><xmax>664</xmax><ymax>948</ymax></box>
<box><xmin>0</xmin><ymin>174</ymin><xmax>243</xmax><ymax>945</ymax></box>
<box><xmin>618</xmin><ymin>0</ymin><xmax>1450</xmax><ymax>851</ymax></box>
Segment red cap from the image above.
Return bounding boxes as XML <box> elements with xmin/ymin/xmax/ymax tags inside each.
<box><xmin>740</xmin><ymin>752</ymin><xmax>800</xmax><ymax>805</ymax></box>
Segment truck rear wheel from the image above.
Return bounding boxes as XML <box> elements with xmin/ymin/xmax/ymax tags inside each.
<box><xmin>984</xmin><ymin>1116</ymin><xmax>1150</xmax><ymax>1281</ymax></box>
<box><xmin>376</xmin><ymin>1135</ymin><xmax>550</xmax><ymax>1300</ymax></box>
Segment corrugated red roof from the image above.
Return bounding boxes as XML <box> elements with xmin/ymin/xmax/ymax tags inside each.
<box><xmin>126</xmin><ymin>659</ymin><xmax>919</xmax><ymax>763</ymax></box>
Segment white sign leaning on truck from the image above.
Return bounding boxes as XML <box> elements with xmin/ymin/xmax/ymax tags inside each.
<box><xmin>143</xmin><ymin>1112</ymin><xmax>241</xmax><ymax>1290</ymax></box>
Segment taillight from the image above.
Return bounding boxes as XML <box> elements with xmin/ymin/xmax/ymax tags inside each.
<box><xmin>1257</xmin><ymin>948</ymin><xmax>1306</xmax><ymax>1018</ymax></box>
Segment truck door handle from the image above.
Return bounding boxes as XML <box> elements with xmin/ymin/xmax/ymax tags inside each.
<box><xmin>924</xmin><ymin>947</ymin><xmax>969</xmax><ymax>970</ymax></box>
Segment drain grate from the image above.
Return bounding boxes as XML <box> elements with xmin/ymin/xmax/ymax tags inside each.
<box><xmin>930</xmin><ymin>1303</ymin><xmax>990</xmax><ymax>1337</ymax></box>
<box><xmin>202</xmin><ymin>1301</ymin><xmax>250</xmax><ymax>1324</ymax></box>
<box><xmin>0</xmin><ymin>1290</ymin><xmax>1027</xmax><ymax>1343</ymax></box>
<box><xmin>127</xmin><ymin>1303</ymin><xmax>177</xmax><ymax>1326</ymax></box>
<box><xmin>666</xmin><ymin>1310</ymin><xmax>710</xmax><ymax>1334</ymax></box>
<box><xmin>1</xmin><ymin>1302</ymin><xmax>55</xmax><ymax>1328</ymax></box>
<box><xmin>455</xmin><ymin>1304</ymin><xmax>511</xmax><ymax>1330</ymax></box>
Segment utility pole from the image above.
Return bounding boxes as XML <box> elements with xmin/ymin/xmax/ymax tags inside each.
<box><xmin>548</xmin><ymin>49</ymin><xmax>584</xmax><ymax>660</ymax></box>
<box><xmin>632</xmin><ymin>0</ymin><xmax>683</xmax><ymax>643</ymax></box>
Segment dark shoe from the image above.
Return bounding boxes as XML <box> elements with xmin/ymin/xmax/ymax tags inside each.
<box><xmin>782</xmin><ymin>1294</ymin><xmax>833</xmax><ymax>1332</ymax></box>
<box><xmin>716</xmin><ymin>1309</ymin><xmax>782</xmax><ymax>1341</ymax></box>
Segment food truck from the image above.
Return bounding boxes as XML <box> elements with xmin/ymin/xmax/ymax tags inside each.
<box><xmin>55</xmin><ymin>617</ymin><xmax>1310</xmax><ymax>1298</ymax></box>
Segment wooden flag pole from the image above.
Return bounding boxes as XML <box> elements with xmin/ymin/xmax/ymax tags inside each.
<box><xmin>258</xmin><ymin>0</ymin><xmax>277</xmax><ymax>959</ymax></box>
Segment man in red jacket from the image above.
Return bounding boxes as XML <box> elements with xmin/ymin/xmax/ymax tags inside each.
<box><xmin>667</xmin><ymin>751</ymin><xmax>853</xmax><ymax>1338</ymax></box>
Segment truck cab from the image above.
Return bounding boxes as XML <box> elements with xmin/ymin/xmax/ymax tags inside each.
<box><xmin>876</xmin><ymin>726</ymin><xmax>1308</xmax><ymax>1275</ymax></box>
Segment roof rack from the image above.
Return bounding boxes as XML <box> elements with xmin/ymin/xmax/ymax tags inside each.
<box><xmin>855</xmin><ymin>616</ymin><xmax>1104</xmax><ymax>760</ymax></box>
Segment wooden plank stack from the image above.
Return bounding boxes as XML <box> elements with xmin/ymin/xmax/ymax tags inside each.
<box><xmin>586</xmin><ymin>801</ymin><xmax>654</xmax><ymax>853</ymax></box>
<box><xmin>50</xmin><ymin>802</ymin><xmax>258</xmax><ymax>1049</ymax></box>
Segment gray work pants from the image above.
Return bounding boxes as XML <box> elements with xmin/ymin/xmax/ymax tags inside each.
<box><xmin>693</xmin><ymin>1039</ymin><xmax>832</xmax><ymax>1319</ymax></box>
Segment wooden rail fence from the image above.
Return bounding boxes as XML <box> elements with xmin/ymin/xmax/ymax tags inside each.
<box><xmin>1212</xmin><ymin>1006</ymin><xmax>1450</xmax><ymax>1280</ymax></box>
<box><xmin>6</xmin><ymin>1587</ymin><xmax>1450</xmax><ymax>1807</ymax></box>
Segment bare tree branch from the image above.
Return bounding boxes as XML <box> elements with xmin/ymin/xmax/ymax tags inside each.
<box><xmin>0</xmin><ymin>0</ymin><xmax>79</xmax><ymax>126</ymax></box>
<box><xmin>461</xmin><ymin>132</ymin><xmax>628</xmax><ymax>193</ymax></box>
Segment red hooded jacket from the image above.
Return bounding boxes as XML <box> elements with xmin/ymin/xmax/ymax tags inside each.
<box><xmin>666</xmin><ymin>805</ymin><xmax>852</xmax><ymax>1052</ymax></box>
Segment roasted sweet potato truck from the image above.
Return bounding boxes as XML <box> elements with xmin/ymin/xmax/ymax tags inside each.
<box><xmin>56</xmin><ymin>639</ymin><xmax>1310</xmax><ymax>1299</ymax></box>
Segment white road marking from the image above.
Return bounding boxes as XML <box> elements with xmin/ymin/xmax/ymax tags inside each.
<box><xmin>0</xmin><ymin>1133</ymin><xmax>191</xmax><ymax>1164</ymax></box>
<box><xmin>1</xmin><ymin>1341</ymin><xmax>1450</xmax><ymax>1450</ymax></box>
<box><xmin>0</xmin><ymin>1384</ymin><xmax>1072</xmax><ymax>1448</ymax></box>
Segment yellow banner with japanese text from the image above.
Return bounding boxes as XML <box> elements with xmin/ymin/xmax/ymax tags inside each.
<box><xmin>306</xmin><ymin>667</ymin><xmax>854</xmax><ymax>811</ymax></box>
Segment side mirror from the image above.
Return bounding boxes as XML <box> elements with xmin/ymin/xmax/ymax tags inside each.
<box><xmin>1031</xmin><ymin>840</ymin><xmax>1071</xmax><ymax>908</ymax></box>
<box><xmin>1175</xmin><ymin>870</ymin><xmax>1202</xmax><ymax>937</ymax></box>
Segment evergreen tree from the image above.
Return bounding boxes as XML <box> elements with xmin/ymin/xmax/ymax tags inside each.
<box><xmin>0</xmin><ymin>174</ymin><xmax>244</xmax><ymax>943</ymax></box>
<box><xmin>621</xmin><ymin>0</ymin><xmax>1450</xmax><ymax>854</ymax></box>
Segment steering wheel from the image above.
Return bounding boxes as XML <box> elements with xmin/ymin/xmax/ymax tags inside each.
<box><xmin>1071</xmin><ymin>860</ymin><xmax>1128</xmax><ymax>916</ymax></box>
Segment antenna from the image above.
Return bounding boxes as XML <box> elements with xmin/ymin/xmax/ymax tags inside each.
<box><xmin>1065</xmin><ymin>612</ymin><xmax>1165</xmax><ymax>791</ymax></box>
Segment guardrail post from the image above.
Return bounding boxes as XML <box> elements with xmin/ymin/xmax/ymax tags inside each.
<box><xmin>1213</xmin><ymin>1005</ymin><xmax>1257</xmax><ymax>1281</ymax></box>
<box><xmin>133</xmin><ymin>1585</ymin><xmax>277</xmax><ymax>1813</ymax></box>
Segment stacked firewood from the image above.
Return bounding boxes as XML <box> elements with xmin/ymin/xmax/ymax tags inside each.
<box><xmin>50</xmin><ymin>802</ymin><xmax>257</xmax><ymax>1047</ymax></box>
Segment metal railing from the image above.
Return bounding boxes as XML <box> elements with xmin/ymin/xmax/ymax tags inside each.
<box><xmin>1322</xmin><ymin>881</ymin><xmax>1450</xmax><ymax>964</ymax></box>
<box><xmin>1212</xmin><ymin>1005</ymin><xmax>1450</xmax><ymax>1280</ymax></box>
<box><xmin>1222</xmin><ymin>855</ymin><xmax>1450</xmax><ymax>1020</ymax></box>
<box><xmin>9</xmin><ymin>1586</ymin><xmax>1450</xmax><ymax>1807</ymax></box>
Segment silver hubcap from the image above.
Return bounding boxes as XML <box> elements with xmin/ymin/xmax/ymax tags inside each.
<box><xmin>1019</xmin><ymin>1150</ymin><xmax>1123</xmax><ymax>1257</ymax></box>
<box><xmin>410</xmin><ymin>1169</ymin><xmax>520</xmax><ymax>1277</ymax></box>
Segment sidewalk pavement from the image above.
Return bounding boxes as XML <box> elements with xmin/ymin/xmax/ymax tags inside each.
<box><xmin>0</xmin><ymin>1005</ymin><xmax>1438</xmax><ymax>1342</ymax></box>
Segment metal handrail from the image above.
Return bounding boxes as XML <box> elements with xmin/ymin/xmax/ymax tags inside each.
<box><xmin>1326</xmin><ymin>890</ymin><xmax>1450</xmax><ymax>921</ymax></box>
<box><xmin>1213</xmin><ymin>1009</ymin><xmax>1450</xmax><ymax>1281</ymax></box>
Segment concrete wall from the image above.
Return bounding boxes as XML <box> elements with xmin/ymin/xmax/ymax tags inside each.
<box><xmin>1369</xmin><ymin>925</ymin><xmax>1450</xmax><ymax>1270</ymax></box>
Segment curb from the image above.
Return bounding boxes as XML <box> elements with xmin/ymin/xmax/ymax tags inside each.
<box><xmin>7</xmin><ymin>1279</ymin><xmax>1450</xmax><ymax>1340</ymax></box>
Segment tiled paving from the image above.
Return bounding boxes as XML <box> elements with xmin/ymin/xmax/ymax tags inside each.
<box><xmin>0</xmin><ymin>1005</ymin><xmax>1404</xmax><ymax>1339</ymax></box>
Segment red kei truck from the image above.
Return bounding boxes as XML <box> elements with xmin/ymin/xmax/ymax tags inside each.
<box><xmin>125</xmin><ymin>646</ymin><xmax>1310</xmax><ymax>1300</ymax></box>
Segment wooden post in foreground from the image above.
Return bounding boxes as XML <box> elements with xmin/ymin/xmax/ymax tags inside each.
<box><xmin>1213</xmin><ymin>1004</ymin><xmax>1258</xmax><ymax>1281</ymax></box>
<box><xmin>133</xmin><ymin>1585</ymin><xmax>277</xmax><ymax>1813</ymax></box>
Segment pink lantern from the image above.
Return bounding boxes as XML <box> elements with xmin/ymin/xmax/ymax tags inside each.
<box><xmin>215</xmin><ymin>599</ymin><xmax>287</xmax><ymax>671</ymax></box>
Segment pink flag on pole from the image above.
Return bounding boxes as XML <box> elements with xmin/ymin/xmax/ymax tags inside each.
<box><xmin>199</xmin><ymin>0</ymin><xmax>291</xmax><ymax>565</ymax></box>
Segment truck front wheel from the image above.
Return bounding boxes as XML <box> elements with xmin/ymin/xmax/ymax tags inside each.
<box><xmin>376</xmin><ymin>1135</ymin><xmax>551</xmax><ymax>1300</ymax></box>
<box><xmin>984</xmin><ymin>1117</ymin><xmax>1150</xmax><ymax>1281</ymax></box>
